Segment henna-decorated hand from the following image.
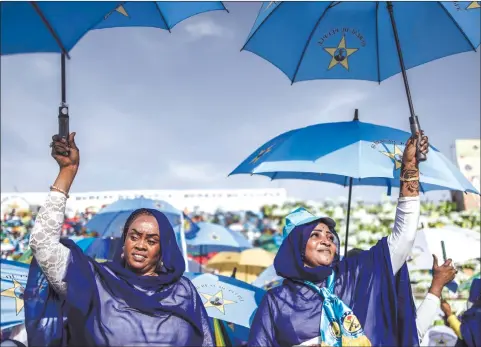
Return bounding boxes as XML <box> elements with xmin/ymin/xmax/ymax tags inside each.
<box><xmin>402</xmin><ymin>131</ymin><xmax>429</xmax><ymax>168</ymax></box>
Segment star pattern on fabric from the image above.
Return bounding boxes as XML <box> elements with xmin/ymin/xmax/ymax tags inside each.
<box><xmin>251</xmin><ymin>145</ymin><xmax>274</xmax><ymax>164</ymax></box>
<box><xmin>104</xmin><ymin>5</ymin><xmax>129</xmax><ymax>20</ymax></box>
<box><xmin>1</xmin><ymin>279</ymin><xmax>25</xmax><ymax>315</ymax></box>
<box><xmin>466</xmin><ymin>1</ymin><xmax>480</xmax><ymax>9</ymax></box>
<box><xmin>380</xmin><ymin>145</ymin><xmax>403</xmax><ymax>170</ymax></box>
<box><xmin>200</xmin><ymin>290</ymin><xmax>236</xmax><ymax>314</ymax></box>
<box><xmin>324</xmin><ymin>35</ymin><xmax>359</xmax><ymax>70</ymax></box>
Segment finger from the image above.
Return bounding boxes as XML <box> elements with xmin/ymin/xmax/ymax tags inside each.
<box><xmin>68</xmin><ymin>132</ymin><xmax>78</xmax><ymax>150</ymax></box>
<box><xmin>52</xmin><ymin>143</ymin><xmax>69</xmax><ymax>153</ymax></box>
<box><xmin>52</xmin><ymin>134</ymin><xmax>67</xmax><ymax>144</ymax></box>
<box><xmin>432</xmin><ymin>254</ymin><xmax>439</xmax><ymax>268</ymax></box>
<box><xmin>443</xmin><ymin>258</ymin><xmax>453</xmax><ymax>267</ymax></box>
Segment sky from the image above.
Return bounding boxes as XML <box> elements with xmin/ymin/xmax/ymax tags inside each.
<box><xmin>1</xmin><ymin>2</ymin><xmax>480</xmax><ymax>203</ymax></box>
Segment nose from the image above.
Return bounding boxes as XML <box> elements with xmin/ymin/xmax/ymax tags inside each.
<box><xmin>134</xmin><ymin>240</ymin><xmax>147</xmax><ymax>251</ymax></box>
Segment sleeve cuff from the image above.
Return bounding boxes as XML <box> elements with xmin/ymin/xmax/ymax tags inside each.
<box><xmin>49</xmin><ymin>191</ymin><xmax>68</xmax><ymax>199</ymax></box>
<box><xmin>398</xmin><ymin>196</ymin><xmax>420</xmax><ymax>202</ymax></box>
<box><xmin>424</xmin><ymin>292</ymin><xmax>441</xmax><ymax>304</ymax></box>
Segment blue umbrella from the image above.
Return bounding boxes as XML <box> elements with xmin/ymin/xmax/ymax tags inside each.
<box><xmin>184</xmin><ymin>272</ymin><xmax>265</xmax><ymax>328</ymax></box>
<box><xmin>229</xmin><ymin>112</ymin><xmax>479</xmax><ymax>254</ymax></box>
<box><xmin>242</xmin><ymin>1</ymin><xmax>480</xmax><ymax>159</ymax></box>
<box><xmin>251</xmin><ymin>264</ymin><xmax>283</xmax><ymax>290</ymax></box>
<box><xmin>186</xmin><ymin>222</ymin><xmax>252</xmax><ymax>256</ymax></box>
<box><xmin>1</xmin><ymin>260</ymin><xmax>29</xmax><ymax>330</ymax></box>
<box><xmin>1</xmin><ymin>1</ymin><xmax>227</xmax><ymax>138</ymax></box>
<box><xmin>94</xmin><ymin>1</ymin><xmax>227</xmax><ymax>31</ymax></box>
<box><xmin>86</xmin><ymin>197</ymin><xmax>181</xmax><ymax>237</ymax></box>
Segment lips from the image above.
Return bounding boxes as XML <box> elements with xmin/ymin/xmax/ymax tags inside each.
<box><xmin>317</xmin><ymin>248</ymin><xmax>331</xmax><ymax>254</ymax></box>
<box><xmin>132</xmin><ymin>253</ymin><xmax>147</xmax><ymax>262</ymax></box>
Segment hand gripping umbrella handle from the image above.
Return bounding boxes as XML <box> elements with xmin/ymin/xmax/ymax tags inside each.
<box><xmin>409</xmin><ymin>115</ymin><xmax>427</xmax><ymax>162</ymax></box>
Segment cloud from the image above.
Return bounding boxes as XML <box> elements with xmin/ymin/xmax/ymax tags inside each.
<box><xmin>183</xmin><ymin>20</ymin><xmax>231</xmax><ymax>40</ymax></box>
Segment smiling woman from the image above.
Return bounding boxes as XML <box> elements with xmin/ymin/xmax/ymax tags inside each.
<box><xmin>25</xmin><ymin>132</ymin><xmax>214</xmax><ymax>346</ymax></box>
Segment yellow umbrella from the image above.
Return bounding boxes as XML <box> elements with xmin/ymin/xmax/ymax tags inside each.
<box><xmin>206</xmin><ymin>248</ymin><xmax>275</xmax><ymax>283</ymax></box>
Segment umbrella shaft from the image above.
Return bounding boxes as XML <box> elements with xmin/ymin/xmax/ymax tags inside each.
<box><xmin>61</xmin><ymin>53</ymin><xmax>66</xmax><ymax>103</ymax></box>
<box><xmin>386</xmin><ymin>2</ymin><xmax>415</xmax><ymax>119</ymax></box>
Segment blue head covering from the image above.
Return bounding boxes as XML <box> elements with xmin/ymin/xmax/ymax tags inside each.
<box><xmin>275</xmin><ymin>207</ymin><xmax>339</xmax><ymax>282</ymax></box>
<box><xmin>468</xmin><ymin>279</ymin><xmax>481</xmax><ymax>304</ymax></box>
<box><xmin>25</xmin><ymin>209</ymin><xmax>211</xmax><ymax>346</ymax></box>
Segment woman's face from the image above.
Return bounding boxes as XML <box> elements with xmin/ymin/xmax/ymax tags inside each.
<box><xmin>304</xmin><ymin>222</ymin><xmax>337</xmax><ymax>267</ymax></box>
<box><xmin>124</xmin><ymin>214</ymin><xmax>161</xmax><ymax>275</ymax></box>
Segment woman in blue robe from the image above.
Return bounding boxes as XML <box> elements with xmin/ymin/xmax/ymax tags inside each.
<box><xmin>25</xmin><ymin>133</ymin><xmax>214</xmax><ymax>346</ymax></box>
<box><xmin>249</xmin><ymin>133</ymin><xmax>429</xmax><ymax>347</ymax></box>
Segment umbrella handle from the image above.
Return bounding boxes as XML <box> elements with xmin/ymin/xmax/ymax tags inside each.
<box><xmin>409</xmin><ymin>116</ymin><xmax>427</xmax><ymax>162</ymax></box>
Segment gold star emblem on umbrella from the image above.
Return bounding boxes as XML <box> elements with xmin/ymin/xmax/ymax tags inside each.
<box><xmin>200</xmin><ymin>290</ymin><xmax>236</xmax><ymax>314</ymax></box>
<box><xmin>380</xmin><ymin>145</ymin><xmax>403</xmax><ymax>170</ymax></box>
<box><xmin>251</xmin><ymin>145</ymin><xmax>274</xmax><ymax>164</ymax></box>
<box><xmin>324</xmin><ymin>35</ymin><xmax>359</xmax><ymax>70</ymax></box>
<box><xmin>104</xmin><ymin>5</ymin><xmax>129</xmax><ymax>20</ymax></box>
<box><xmin>466</xmin><ymin>1</ymin><xmax>480</xmax><ymax>9</ymax></box>
<box><xmin>1</xmin><ymin>279</ymin><xmax>25</xmax><ymax>315</ymax></box>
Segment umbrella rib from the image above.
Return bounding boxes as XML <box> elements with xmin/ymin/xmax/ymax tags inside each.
<box><xmin>291</xmin><ymin>2</ymin><xmax>335</xmax><ymax>84</ymax></box>
<box><xmin>437</xmin><ymin>2</ymin><xmax>477</xmax><ymax>52</ymax></box>
<box><xmin>30</xmin><ymin>1</ymin><xmax>70</xmax><ymax>58</ymax></box>
<box><xmin>154</xmin><ymin>2</ymin><xmax>171</xmax><ymax>33</ymax></box>
<box><xmin>240</xmin><ymin>1</ymin><xmax>287</xmax><ymax>52</ymax></box>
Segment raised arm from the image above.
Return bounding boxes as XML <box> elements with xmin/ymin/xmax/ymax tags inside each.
<box><xmin>387</xmin><ymin>132</ymin><xmax>429</xmax><ymax>275</ymax></box>
<box><xmin>29</xmin><ymin>133</ymin><xmax>79</xmax><ymax>296</ymax></box>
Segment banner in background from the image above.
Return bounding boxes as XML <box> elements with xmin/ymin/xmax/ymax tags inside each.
<box><xmin>1</xmin><ymin>260</ymin><xmax>29</xmax><ymax>330</ymax></box>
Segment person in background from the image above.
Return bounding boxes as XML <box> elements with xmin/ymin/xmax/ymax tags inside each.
<box><xmin>441</xmin><ymin>279</ymin><xmax>481</xmax><ymax>347</ymax></box>
<box><xmin>25</xmin><ymin>133</ymin><xmax>214</xmax><ymax>346</ymax></box>
<box><xmin>345</xmin><ymin>249</ymin><xmax>457</xmax><ymax>343</ymax></box>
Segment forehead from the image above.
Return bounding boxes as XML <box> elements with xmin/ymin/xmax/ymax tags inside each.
<box><xmin>312</xmin><ymin>222</ymin><xmax>331</xmax><ymax>231</ymax></box>
<box><xmin>129</xmin><ymin>214</ymin><xmax>159</xmax><ymax>232</ymax></box>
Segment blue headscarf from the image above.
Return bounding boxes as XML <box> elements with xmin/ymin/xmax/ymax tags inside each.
<box><xmin>25</xmin><ymin>208</ymin><xmax>213</xmax><ymax>346</ymax></box>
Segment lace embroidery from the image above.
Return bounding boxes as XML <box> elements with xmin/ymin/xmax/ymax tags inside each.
<box><xmin>29</xmin><ymin>193</ymin><xmax>70</xmax><ymax>295</ymax></box>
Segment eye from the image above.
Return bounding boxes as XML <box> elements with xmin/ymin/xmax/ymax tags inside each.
<box><xmin>130</xmin><ymin>234</ymin><xmax>138</xmax><ymax>241</ymax></box>
<box><xmin>148</xmin><ymin>240</ymin><xmax>157</xmax><ymax>246</ymax></box>
<box><xmin>310</xmin><ymin>232</ymin><xmax>319</xmax><ymax>238</ymax></box>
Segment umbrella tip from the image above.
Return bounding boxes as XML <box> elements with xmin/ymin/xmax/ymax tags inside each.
<box><xmin>353</xmin><ymin>109</ymin><xmax>359</xmax><ymax>121</ymax></box>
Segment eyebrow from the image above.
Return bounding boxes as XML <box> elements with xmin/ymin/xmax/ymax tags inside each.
<box><xmin>312</xmin><ymin>228</ymin><xmax>332</xmax><ymax>234</ymax></box>
<box><xmin>130</xmin><ymin>229</ymin><xmax>160</xmax><ymax>239</ymax></box>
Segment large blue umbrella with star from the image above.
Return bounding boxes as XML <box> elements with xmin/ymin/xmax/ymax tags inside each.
<box><xmin>242</xmin><ymin>1</ymin><xmax>480</xmax><ymax>159</ymax></box>
<box><xmin>229</xmin><ymin>112</ymin><xmax>479</xmax><ymax>255</ymax></box>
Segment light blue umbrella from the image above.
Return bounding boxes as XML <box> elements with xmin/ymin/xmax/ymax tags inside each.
<box><xmin>251</xmin><ymin>264</ymin><xmax>283</xmax><ymax>290</ymax></box>
<box><xmin>229</xmin><ymin>112</ymin><xmax>479</xmax><ymax>254</ymax></box>
<box><xmin>242</xmin><ymin>1</ymin><xmax>480</xmax><ymax>159</ymax></box>
<box><xmin>184</xmin><ymin>272</ymin><xmax>265</xmax><ymax>328</ymax></box>
<box><xmin>186</xmin><ymin>222</ymin><xmax>252</xmax><ymax>257</ymax></box>
<box><xmin>86</xmin><ymin>197</ymin><xmax>181</xmax><ymax>237</ymax></box>
<box><xmin>1</xmin><ymin>260</ymin><xmax>29</xmax><ymax>330</ymax></box>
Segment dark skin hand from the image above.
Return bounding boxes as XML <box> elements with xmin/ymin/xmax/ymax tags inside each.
<box><xmin>429</xmin><ymin>254</ymin><xmax>457</xmax><ymax>298</ymax></box>
<box><xmin>441</xmin><ymin>299</ymin><xmax>452</xmax><ymax>317</ymax></box>
<box><xmin>399</xmin><ymin>131</ymin><xmax>429</xmax><ymax>198</ymax></box>
<box><xmin>50</xmin><ymin>132</ymin><xmax>79</xmax><ymax>195</ymax></box>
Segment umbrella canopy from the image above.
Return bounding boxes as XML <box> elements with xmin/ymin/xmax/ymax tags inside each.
<box><xmin>86</xmin><ymin>197</ymin><xmax>181</xmax><ymax>237</ymax></box>
<box><xmin>0</xmin><ymin>2</ymin><xmax>121</xmax><ymax>55</ymax></box>
<box><xmin>183</xmin><ymin>272</ymin><xmax>265</xmax><ymax>328</ymax></box>
<box><xmin>206</xmin><ymin>248</ymin><xmax>275</xmax><ymax>283</ymax></box>
<box><xmin>1</xmin><ymin>259</ymin><xmax>29</xmax><ymax>330</ymax></box>
<box><xmin>94</xmin><ymin>1</ymin><xmax>227</xmax><ymax>31</ymax></box>
<box><xmin>408</xmin><ymin>226</ymin><xmax>481</xmax><ymax>271</ymax></box>
<box><xmin>186</xmin><ymin>222</ymin><xmax>252</xmax><ymax>256</ymax></box>
<box><xmin>229</xmin><ymin>119</ymin><xmax>479</xmax><ymax>194</ymax></box>
<box><xmin>251</xmin><ymin>264</ymin><xmax>284</xmax><ymax>290</ymax></box>
<box><xmin>242</xmin><ymin>1</ymin><xmax>479</xmax><ymax>83</ymax></box>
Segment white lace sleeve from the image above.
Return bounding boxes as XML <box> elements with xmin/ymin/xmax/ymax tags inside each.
<box><xmin>29</xmin><ymin>191</ymin><xmax>70</xmax><ymax>295</ymax></box>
